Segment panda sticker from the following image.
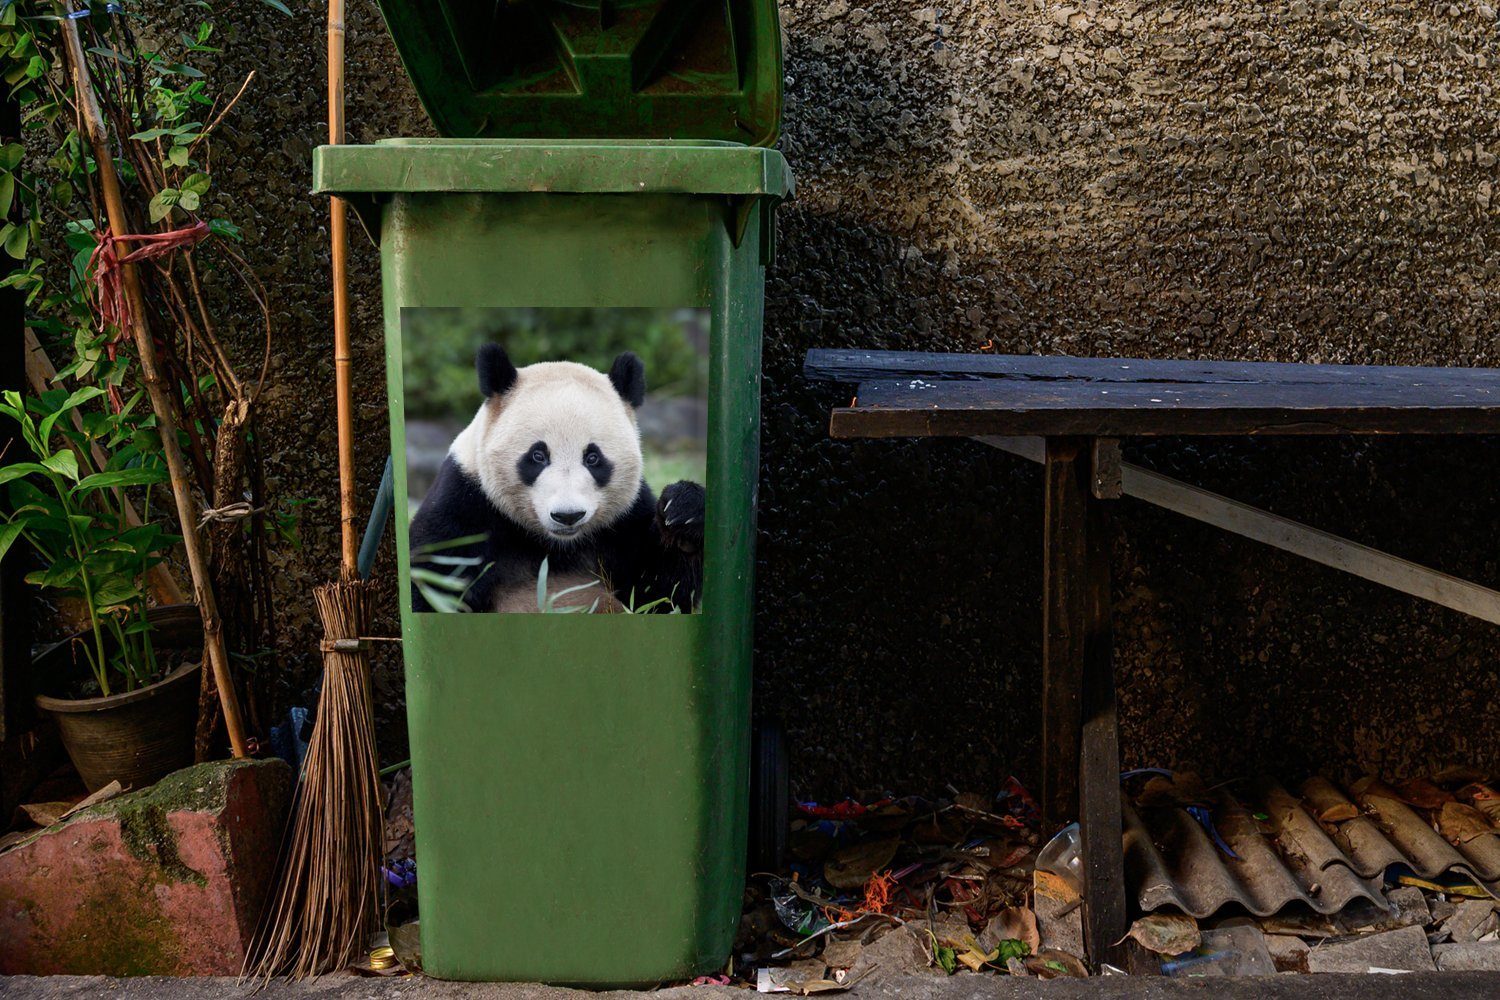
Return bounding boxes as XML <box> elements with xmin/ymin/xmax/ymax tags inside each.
<box><xmin>407</xmin><ymin>339</ymin><xmax>705</xmax><ymax>614</ymax></box>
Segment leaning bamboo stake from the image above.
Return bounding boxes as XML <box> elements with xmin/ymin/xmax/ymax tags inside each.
<box><xmin>245</xmin><ymin>0</ymin><xmax>383</xmax><ymax>977</ymax></box>
<box><xmin>60</xmin><ymin>9</ymin><xmax>247</xmax><ymax>758</ymax></box>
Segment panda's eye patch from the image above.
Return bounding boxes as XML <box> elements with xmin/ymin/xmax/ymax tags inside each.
<box><xmin>516</xmin><ymin>441</ymin><xmax>550</xmax><ymax>486</ymax></box>
<box><xmin>583</xmin><ymin>443</ymin><xmax>613</xmax><ymax>487</ymax></box>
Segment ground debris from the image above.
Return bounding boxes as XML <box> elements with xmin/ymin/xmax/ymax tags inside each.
<box><xmin>741</xmin><ymin>783</ymin><xmax>1063</xmax><ymax>986</ymax></box>
<box><xmin>1264</xmin><ymin>933</ymin><xmax>1310</xmax><ymax>973</ymax></box>
<box><xmin>1306</xmin><ymin>924</ymin><xmax>1437</xmax><ymax>973</ymax></box>
<box><xmin>1124</xmin><ymin>912</ymin><xmax>1200</xmax><ymax>956</ymax></box>
<box><xmin>1433</xmin><ymin>940</ymin><xmax>1500</xmax><ymax>971</ymax></box>
<box><xmin>1441</xmin><ymin>899</ymin><xmax>1498</xmax><ymax>943</ymax></box>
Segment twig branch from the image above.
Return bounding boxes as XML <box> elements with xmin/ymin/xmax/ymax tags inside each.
<box><xmin>60</xmin><ymin>3</ymin><xmax>248</xmax><ymax>759</ymax></box>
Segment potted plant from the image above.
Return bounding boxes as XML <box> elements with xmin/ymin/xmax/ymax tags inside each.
<box><xmin>0</xmin><ymin>385</ymin><xmax>197</xmax><ymax>791</ymax></box>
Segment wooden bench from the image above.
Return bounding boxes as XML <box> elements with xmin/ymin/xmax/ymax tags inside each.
<box><xmin>804</xmin><ymin>348</ymin><xmax>1500</xmax><ymax>967</ymax></box>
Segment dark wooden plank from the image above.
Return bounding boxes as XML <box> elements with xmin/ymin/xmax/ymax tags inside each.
<box><xmin>1079</xmin><ymin>492</ymin><xmax>1127</xmax><ymax>968</ymax></box>
<box><xmin>1041</xmin><ymin>438</ymin><xmax>1086</xmax><ymax>834</ymax></box>
<box><xmin>830</xmin><ymin>377</ymin><xmax>1500</xmax><ymax>437</ymax></box>
<box><xmin>806</xmin><ymin>348</ymin><xmax>1500</xmax><ymax>392</ymax></box>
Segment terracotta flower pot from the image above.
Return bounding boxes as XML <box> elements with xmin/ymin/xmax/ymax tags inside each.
<box><xmin>33</xmin><ymin>604</ymin><xmax>203</xmax><ymax>792</ymax></box>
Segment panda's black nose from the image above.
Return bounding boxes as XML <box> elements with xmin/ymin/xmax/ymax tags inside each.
<box><xmin>551</xmin><ymin>509</ymin><xmax>586</xmax><ymax>527</ymax></box>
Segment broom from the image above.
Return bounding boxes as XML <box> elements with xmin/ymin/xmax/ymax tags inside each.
<box><xmin>245</xmin><ymin>0</ymin><xmax>384</xmax><ymax>977</ymax></box>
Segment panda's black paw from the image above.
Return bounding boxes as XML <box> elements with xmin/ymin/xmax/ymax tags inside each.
<box><xmin>657</xmin><ymin>481</ymin><xmax>705</xmax><ymax>553</ymax></box>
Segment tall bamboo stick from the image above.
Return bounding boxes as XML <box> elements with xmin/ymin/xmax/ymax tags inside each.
<box><xmin>328</xmin><ymin>0</ymin><xmax>357</xmax><ymax>576</ymax></box>
<box><xmin>61</xmin><ymin>8</ymin><xmax>247</xmax><ymax>758</ymax></box>
<box><xmin>244</xmin><ymin>2</ymin><xmax>383</xmax><ymax>974</ymax></box>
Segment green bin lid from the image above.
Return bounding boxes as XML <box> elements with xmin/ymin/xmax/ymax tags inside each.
<box><xmin>373</xmin><ymin>0</ymin><xmax>784</xmax><ymax>145</ymax></box>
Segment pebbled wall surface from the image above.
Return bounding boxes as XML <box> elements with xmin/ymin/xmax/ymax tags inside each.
<box><xmin>186</xmin><ymin>1</ymin><xmax>1500</xmax><ymax>795</ymax></box>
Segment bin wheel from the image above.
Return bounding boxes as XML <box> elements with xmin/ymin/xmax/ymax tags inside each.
<box><xmin>749</xmin><ymin>719</ymin><xmax>788</xmax><ymax>873</ymax></box>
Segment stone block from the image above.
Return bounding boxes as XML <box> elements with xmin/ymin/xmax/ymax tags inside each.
<box><xmin>0</xmin><ymin>758</ymin><xmax>291</xmax><ymax>975</ymax></box>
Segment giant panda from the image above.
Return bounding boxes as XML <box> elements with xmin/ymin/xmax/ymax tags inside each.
<box><xmin>408</xmin><ymin>343</ymin><xmax>704</xmax><ymax>614</ymax></box>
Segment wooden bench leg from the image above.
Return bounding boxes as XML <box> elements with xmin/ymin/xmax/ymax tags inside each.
<box><xmin>1041</xmin><ymin>438</ymin><xmax>1085</xmax><ymax>833</ymax></box>
<box><xmin>1080</xmin><ymin>493</ymin><xmax>1127</xmax><ymax>966</ymax></box>
<box><xmin>1043</xmin><ymin>437</ymin><xmax>1127</xmax><ymax>968</ymax></box>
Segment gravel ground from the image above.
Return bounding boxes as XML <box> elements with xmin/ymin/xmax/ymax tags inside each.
<box><xmin>5</xmin><ymin>973</ymin><xmax>1500</xmax><ymax>1000</ymax></box>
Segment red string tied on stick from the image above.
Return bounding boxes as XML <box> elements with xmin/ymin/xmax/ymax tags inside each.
<box><xmin>88</xmin><ymin>220</ymin><xmax>211</xmax><ymax>407</ymax></box>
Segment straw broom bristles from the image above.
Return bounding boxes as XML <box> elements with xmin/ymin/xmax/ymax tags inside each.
<box><xmin>245</xmin><ymin>579</ymin><xmax>382</xmax><ymax>978</ymax></box>
<box><xmin>243</xmin><ymin>0</ymin><xmax>385</xmax><ymax>977</ymax></box>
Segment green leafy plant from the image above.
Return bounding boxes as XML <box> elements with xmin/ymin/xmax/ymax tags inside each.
<box><xmin>0</xmin><ymin>2</ymin><xmax>296</xmax><ymax>743</ymax></box>
<box><xmin>0</xmin><ymin>387</ymin><xmax>178</xmax><ymax>695</ymax></box>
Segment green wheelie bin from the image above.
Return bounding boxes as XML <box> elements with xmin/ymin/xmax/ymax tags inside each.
<box><xmin>312</xmin><ymin>0</ymin><xmax>791</xmax><ymax>986</ymax></box>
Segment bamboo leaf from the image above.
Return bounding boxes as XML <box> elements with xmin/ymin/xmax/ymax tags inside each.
<box><xmin>41</xmin><ymin>450</ymin><xmax>79</xmax><ymax>481</ymax></box>
<box><xmin>0</xmin><ymin>462</ymin><xmax>53</xmax><ymax>486</ymax></box>
<box><xmin>37</xmin><ymin>385</ymin><xmax>105</xmax><ymax>442</ymax></box>
<box><xmin>0</xmin><ymin>520</ymin><xmax>23</xmax><ymax>563</ymax></box>
<box><xmin>75</xmin><ymin>467</ymin><xmax>167</xmax><ymax>492</ymax></box>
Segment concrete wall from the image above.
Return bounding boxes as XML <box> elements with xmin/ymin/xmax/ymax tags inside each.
<box><xmin>202</xmin><ymin>1</ymin><xmax>1500</xmax><ymax>793</ymax></box>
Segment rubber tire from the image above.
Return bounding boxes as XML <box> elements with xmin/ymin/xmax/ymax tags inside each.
<box><xmin>748</xmin><ymin>719</ymin><xmax>789</xmax><ymax>873</ymax></box>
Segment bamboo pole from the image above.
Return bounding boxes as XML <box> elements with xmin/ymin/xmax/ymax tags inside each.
<box><xmin>243</xmin><ymin>4</ymin><xmax>382</xmax><ymax>974</ymax></box>
<box><xmin>328</xmin><ymin>0</ymin><xmax>357</xmax><ymax>577</ymax></box>
<box><xmin>23</xmin><ymin>329</ymin><xmax>187</xmax><ymax>607</ymax></box>
<box><xmin>61</xmin><ymin>9</ymin><xmax>247</xmax><ymax>758</ymax></box>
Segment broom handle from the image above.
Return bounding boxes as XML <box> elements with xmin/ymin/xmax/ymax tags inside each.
<box><xmin>61</xmin><ymin>9</ymin><xmax>248</xmax><ymax>758</ymax></box>
<box><xmin>329</xmin><ymin>0</ymin><xmax>358</xmax><ymax>578</ymax></box>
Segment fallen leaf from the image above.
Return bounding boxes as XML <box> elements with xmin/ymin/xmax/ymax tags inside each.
<box><xmin>60</xmin><ymin>780</ymin><xmax>124</xmax><ymax>820</ymax></box>
<box><xmin>1433</xmin><ymin>765</ymin><xmax>1488</xmax><ymax>786</ymax></box>
<box><xmin>1124</xmin><ymin>913</ymin><xmax>1200</xmax><ymax>956</ymax></box>
<box><xmin>1459</xmin><ymin>783</ymin><xmax>1500</xmax><ymax>824</ymax></box>
<box><xmin>1352</xmin><ymin>776</ymin><xmax>1403</xmax><ymax>803</ymax></box>
<box><xmin>1027</xmin><ymin>949</ymin><xmax>1088</xmax><ymax>978</ymax></box>
<box><xmin>18</xmin><ymin>801</ymin><xmax>70</xmax><ymax>828</ymax></box>
<box><xmin>1395</xmin><ymin>778</ymin><xmax>1454</xmax><ymax>811</ymax></box>
<box><xmin>955</xmin><ymin>946</ymin><xmax>990</xmax><ymax>973</ymax></box>
<box><xmin>1005</xmin><ymin>956</ymin><xmax>1030</xmax><ymax>976</ymax></box>
<box><xmin>1317</xmin><ymin>802</ymin><xmax>1359</xmax><ymax>823</ymax></box>
<box><xmin>824</xmin><ymin>837</ymin><xmax>899</xmax><ymax>889</ymax></box>
<box><xmin>957</xmin><ymin>934</ymin><xmax>1026</xmax><ymax>972</ymax></box>
<box><xmin>1302</xmin><ymin>777</ymin><xmax>1361</xmax><ymax>823</ymax></box>
<box><xmin>980</xmin><ymin>906</ymin><xmax>1040</xmax><ymax>955</ymax></box>
<box><xmin>820</xmin><ymin>939</ymin><xmax>862</xmax><ymax>969</ymax></box>
<box><xmin>1438</xmin><ymin>802</ymin><xmax>1495</xmax><ymax>845</ymax></box>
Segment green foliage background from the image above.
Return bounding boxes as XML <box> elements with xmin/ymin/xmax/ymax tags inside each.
<box><xmin>401</xmin><ymin>307</ymin><xmax>709</xmax><ymax>493</ymax></box>
<box><xmin>401</xmin><ymin>307</ymin><xmax>707</xmax><ymax>420</ymax></box>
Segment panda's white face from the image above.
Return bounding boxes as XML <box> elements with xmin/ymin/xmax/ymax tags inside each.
<box><xmin>452</xmin><ymin>360</ymin><xmax>643</xmax><ymax>544</ymax></box>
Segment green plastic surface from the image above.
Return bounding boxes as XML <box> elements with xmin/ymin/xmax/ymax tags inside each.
<box><xmin>315</xmin><ymin>141</ymin><xmax>785</xmax><ymax>983</ymax></box>
<box><xmin>372</xmin><ymin>0</ymin><xmax>783</xmax><ymax>145</ymax></box>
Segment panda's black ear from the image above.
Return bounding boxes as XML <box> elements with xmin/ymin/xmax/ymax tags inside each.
<box><xmin>608</xmin><ymin>351</ymin><xmax>646</xmax><ymax>408</ymax></box>
<box><xmin>476</xmin><ymin>343</ymin><xmax>518</xmax><ymax>398</ymax></box>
